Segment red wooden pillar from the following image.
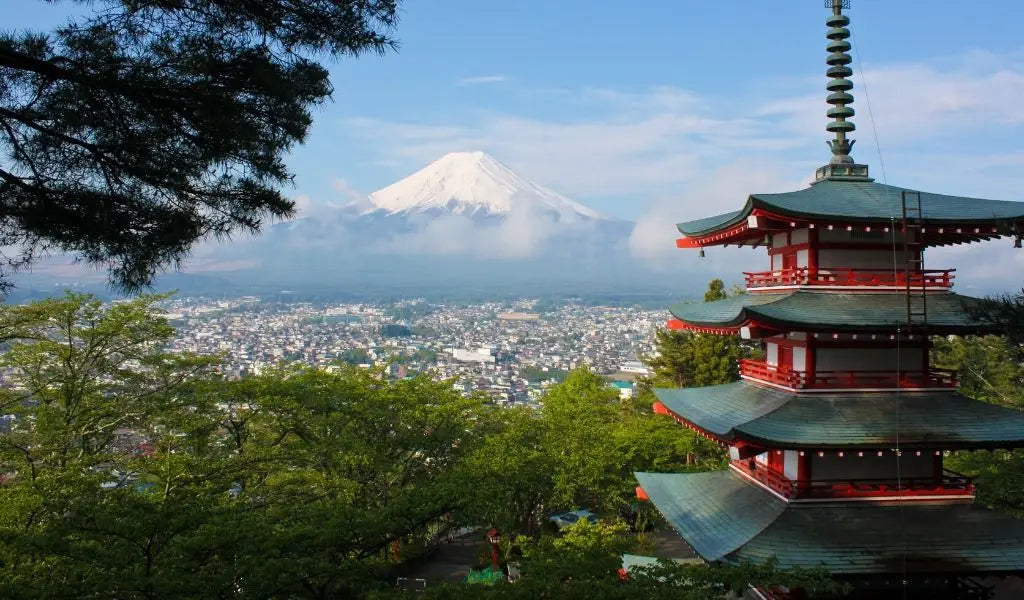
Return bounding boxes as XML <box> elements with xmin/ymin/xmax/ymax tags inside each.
<box><xmin>805</xmin><ymin>335</ymin><xmax>817</xmax><ymax>387</ymax></box>
<box><xmin>807</xmin><ymin>227</ymin><xmax>819</xmax><ymax>281</ymax></box>
<box><xmin>797</xmin><ymin>451</ymin><xmax>811</xmax><ymax>496</ymax></box>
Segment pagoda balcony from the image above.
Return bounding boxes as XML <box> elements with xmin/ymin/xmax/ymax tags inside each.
<box><xmin>743</xmin><ymin>267</ymin><xmax>955</xmax><ymax>290</ymax></box>
<box><xmin>731</xmin><ymin>459</ymin><xmax>974</xmax><ymax>501</ymax></box>
<box><xmin>739</xmin><ymin>359</ymin><xmax>958</xmax><ymax>391</ymax></box>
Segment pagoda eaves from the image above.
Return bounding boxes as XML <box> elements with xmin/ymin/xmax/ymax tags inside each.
<box><xmin>653</xmin><ymin>382</ymin><xmax>1024</xmax><ymax>451</ymax></box>
<box><xmin>666</xmin><ymin>290</ymin><xmax>997</xmax><ymax>336</ymax></box>
<box><xmin>637</xmin><ymin>471</ymin><xmax>1024</xmax><ymax>575</ymax></box>
<box><xmin>676</xmin><ymin>180</ymin><xmax>1024</xmax><ymax>250</ymax></box>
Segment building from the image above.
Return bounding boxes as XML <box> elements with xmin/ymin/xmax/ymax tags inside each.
<box><xmin>635</xmin><ymin>3</ymin><xmax>1024</xmax><ymax>598</ymax></box>
<box><xmin>619</xmin><ymin>360</ymin><xmax>649</xmax><ymax>376</ymax></box>
<box><xmin>451</xmin><ymin>346</ymin><xmax>497</xmax><ymax>364</ymax></box>
<box><xmin>610</xmin><ymin>380</ymin><xmax>635</xmax><ymax>400</ymax></box>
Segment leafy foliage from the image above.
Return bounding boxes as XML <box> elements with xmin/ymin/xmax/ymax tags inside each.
<box><xmin>934</xmin><ymin>332</ymin><xmax>1024</xmax><ymax>518</ymax></box>
<box><xmin>965</xmin><ymin>290</ymin><xmax>1024</xmax><ymax>346</ymax></box>
<box><xmin>643</xmin><ymin>279</ymin><xmax>754</xmax><ymax>389</ymax></box>
<box><xmin>371</xmin><ymin>520</ymin><xmax>839</xmax><ymax>600</ymax></box>
<box><xmin>703</xmin><ymin>278</ymin><xmax>727</xmax><ymax>302</ymax></box>
<box><xmin>0</xmin><ymin>1</ymin><xmax>398</xmax><ymax>291</ymax></box>
<box><xmin>931</xmin><ymin>335</ymin><xmax>1024</xmax><ymax>408</ymax></box>
<box><xmin>0</xmin><ymin>293</ymin><xmax>755</xmax><ymax>598</ymax></box>
<box><xmin>644</xmin><ymin>329</ymin><xmax>743</xmax><ymax>388</ymax></box>
<box><xmin>456</xmin><ymin>369</ymin><xmax>724</xmax><ymax>537</ymax></box>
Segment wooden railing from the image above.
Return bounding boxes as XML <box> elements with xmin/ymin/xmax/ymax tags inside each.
<box><xmin>740</xmin><ymin>359</ymin><xmax>958</xmax><ymax>390</ymax></box>
<box><xmin>743</xmin><ymin>267</ymin><xmax>955</xmax><ymax>289</ymax></box>
<box><xmin>733</xmin><ymin>460</ymin><xmax>974</xmax><ymax>500</ymax></box>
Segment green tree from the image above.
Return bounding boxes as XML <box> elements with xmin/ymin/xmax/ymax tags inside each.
<box><xmin>222</xmin><ymin>367</ymin><xmax>488</xmax><ymax>597</ymax></box>
<box><xmin>934</xmin><ymin>334</ymin><xmax>1024</xmax><ymax>518</ymax></box>
<box><xmin>457</xmin><ymin>406</ymin><xmax>557</xmax><ymax>536</ymax></box>
<box><xmin>966</xmin><ymin>290</ymin><xmax>1024</xmax><ymax>347</ymax></box>
<box><xmin>459</xmin><ymin>369</ymin><xmax>723</xmax><ymax>538</ymax></box>
<box><xmin>0</xmin><ymin>292</ymin><xmax>224</xmax><ymax>598</ymax></box>
<box><xmin>0</xmin><ymin>1</ymin><xmax>398</xmax><ymax>291</ymax></box>
<box><xmin>932</xmin><ymin>335</ymin><xmax>1024</xmax><ymax>407</ymax></box>
<box><xmin>703</xmin><ymin>278</ymin><xmax>727</xmax><ymax>302</ymax></box>
<box><xmin>644</xmin><ymin>279</ymin><xmax>746</xmax><ymax>389</ymax></box>
<box><xmin>340</xmin><ymin>347</ymin><xmax>373</xmax><ymax>365</ymax></box>
<box><xmin>0</xmin><ymin>293</ymin><xmax>497</xmax><ymax>598</ymax></box>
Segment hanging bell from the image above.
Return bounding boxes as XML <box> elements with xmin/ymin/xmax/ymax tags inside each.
<box><xmin>698</xmin><ymin>247</ymin><xmax>706</xmax><ymax>258</ymax></box>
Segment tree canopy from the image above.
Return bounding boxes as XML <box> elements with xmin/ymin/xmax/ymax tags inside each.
<box><xmin>0</xmin><ymin>293</ymin><xmax>739</xmax><ymax>597</ymax></box>
<box><xmin>0</xmin><ymin>1</ymin><xmax>398</xmax><ymax>291</ymax></box>
<box><xmin>644</xmin><ymin>279</ymin><xmax>751</xmax><ymax>389</ymax></box>
<box><xmin>0</xmin><ymin>293</ymin><xmax>834</xmax><ymax>597</ymax></box>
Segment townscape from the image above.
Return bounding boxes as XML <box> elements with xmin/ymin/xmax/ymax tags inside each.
<box><xmin>164</xmin><ymin>296</ymin><xmax>658</xmax><ymax>403</ymax></box>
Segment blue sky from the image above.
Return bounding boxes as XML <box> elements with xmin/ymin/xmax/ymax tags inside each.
<box><xmin>6</xmin><ymin>1</ymin><xmax>1024</xmax><ymax>290</ymax></box>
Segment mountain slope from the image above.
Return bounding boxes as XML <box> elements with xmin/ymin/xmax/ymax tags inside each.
<box><xmin>18</xmin><ymin>151</ymin><xmax>663</xmax><ymax>296</ymax></box>
<box><xmin>366</xmin><ymin>151</ymin><xmax>604</xmax><ymax>222</ymax></box>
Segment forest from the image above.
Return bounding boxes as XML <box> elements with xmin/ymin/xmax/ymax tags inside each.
<box><xmin>0</xmin><ymin>289</ymin><xmax>1018</xmax><ymax>599</ymax></box>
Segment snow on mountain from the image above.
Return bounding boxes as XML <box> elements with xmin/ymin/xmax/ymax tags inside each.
<box><xmin>366</xmin><ymin>151</ymin><xmax>605</xmax><ymax>221</ymax></box>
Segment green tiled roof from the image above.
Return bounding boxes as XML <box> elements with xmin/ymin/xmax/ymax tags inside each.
<box><xmin>677</xmin><ymin>180</ymin><xmax>1024</xmax><ymax>237</ymax></box>
<box><xmin>634</xmin><ymin>471</ymin><xmax>784</xmax><ymax>561</ymax></box>
<box><xmin>654</xmin><ymin>382</ymin><xmax>1024</xmax><ymax>449</ymax></box>
<box><xmin>638</xmin><ymin>470</ymin><xmax>1024</xmax><ymax>574</ymax></box>
<box><xmin>668</xmin><ymin>290</ymin><xmax>995</xmax><ymax>334</ymax></box>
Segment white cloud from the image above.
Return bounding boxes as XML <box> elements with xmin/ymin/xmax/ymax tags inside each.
<box><xmin>456</xmin><ymin>75</ymin><xmax>508</xmax><ymax>86</ymax></box>
<box><xmin>628</xmin><ymin>160</ymin><xmax>805</xmax><ymax>268</ymax></box>
<box><xmin>363</xmin><ymin>203</ymin><xmax>562</xmax><ymax>260</ymax></box>
<box><xmin>757</xmin><ymin>51</ymin><xmax>1024</xmax><ymax>153</ymax></box>
<box><xmin>327</xmin><ymin>50</ymin><xmax>1024</xmax><ymax>291</ymax></box>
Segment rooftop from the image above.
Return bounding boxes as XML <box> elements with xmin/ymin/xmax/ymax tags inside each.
<box><xmin>676</xmin><ymin>180</ymin><xmax>1024</xmax><ymax>248</ymax></box>
<box><xmin>653</xmin><ymin>381</ymin><xmax>1024</xmax><ymax>449</ymax></box>
<box><xmin>636</xmin><ymin>470</ymin><xmax>1024</xmax><ymax>575</ymax></box>
<box><xmin>667</xmin><ymin>290</ymin><xmax>996</xmax><ymax>335</ymax></box>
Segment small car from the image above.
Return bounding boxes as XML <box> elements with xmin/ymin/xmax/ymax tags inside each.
<box><xmin>548</xmin><ymin>509</ymin><xmax>599</xmax><ymax>530</ymax></box>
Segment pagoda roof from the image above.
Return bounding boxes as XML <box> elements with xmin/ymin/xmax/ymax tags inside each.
<box><xmin>653</xmin><ymin>381</ymin><xmax>1024</xmax><ymax>449</ymax></box>
<box><xmin>668</xmin><ymin>290</ymin><xmax>995</xmax><ymax>335</ymax></box>
<box><xmin>635</xmin><ymin>470</ymin><xmax>1024</xmax><ymax>574</ymax></box>
<box><xmin>676</xmin><ymin>180</ymin><xmax>1024</xmax><ymax>247</ymax></box>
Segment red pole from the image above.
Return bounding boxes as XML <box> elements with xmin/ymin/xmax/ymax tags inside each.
<box><xmin>487</xmin><ymin>528</ymin><xmax>501</xmax><ymax>571</ymax></box>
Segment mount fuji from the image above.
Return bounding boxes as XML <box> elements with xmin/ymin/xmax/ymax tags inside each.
<box><xmin>255</xmin><ymin>150</ymin><xmax>633</xmax><ymax>263</ymax></box>
<box><xmin>364</xmin><ymin>151</ymin><xmax>604</xmax><ymax>222</ymax></box>
<box><xmin>15</xmin><ymin>152</ymin><xmax>698</xmax><ymax>299</ymax></box>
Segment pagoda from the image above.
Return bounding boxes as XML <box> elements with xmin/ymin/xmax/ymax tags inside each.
<box><xmin>635</xmin><ymin>2</ymin><xmax>1024</xmax><ymax>597</ymax></box>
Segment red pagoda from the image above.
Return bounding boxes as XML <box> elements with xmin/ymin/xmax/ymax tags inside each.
<box><xmin>635</xmin><ymin>2</ymin><xmax>1024</xmax><ymax>597</ymax></box>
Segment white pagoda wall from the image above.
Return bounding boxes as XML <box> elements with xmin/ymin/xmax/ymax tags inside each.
<box><xmin>783</xmin><ymin>450</ymin><xmax>800</xmax><ymax>480</ymax></box>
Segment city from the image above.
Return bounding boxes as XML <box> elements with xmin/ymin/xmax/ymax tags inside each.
<box><xmin>164</xmin><ymin>296</ymin><xmax>661</xmax><ymax>403</ymax></box>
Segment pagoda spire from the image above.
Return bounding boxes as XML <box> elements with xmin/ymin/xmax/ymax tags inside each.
<box><xmin>814</xmin><ymin>1</ymin><xmax>872</xmax><ymax>183</ymax></box>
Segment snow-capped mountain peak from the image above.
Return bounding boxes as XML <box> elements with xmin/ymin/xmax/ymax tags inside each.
<box><xmin>366</xmin><ymin>151</ymin><xmax>604</xmax><ymax>221</ymax></box>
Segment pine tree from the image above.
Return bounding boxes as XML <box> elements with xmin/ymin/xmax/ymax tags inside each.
<box><xmin>0</xmin><ymin>1</ymin><xmax>398</xmax><ymax>291</ymax></box>
<box><xmin>645</xmin><ymin>279</ymin><xmax>743</xmax><ymax>388</ymax></box>
<box><xmin>703</xmin><ymin>278</ymin><xmax>727</xmax><ymax>302</ymax></box>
